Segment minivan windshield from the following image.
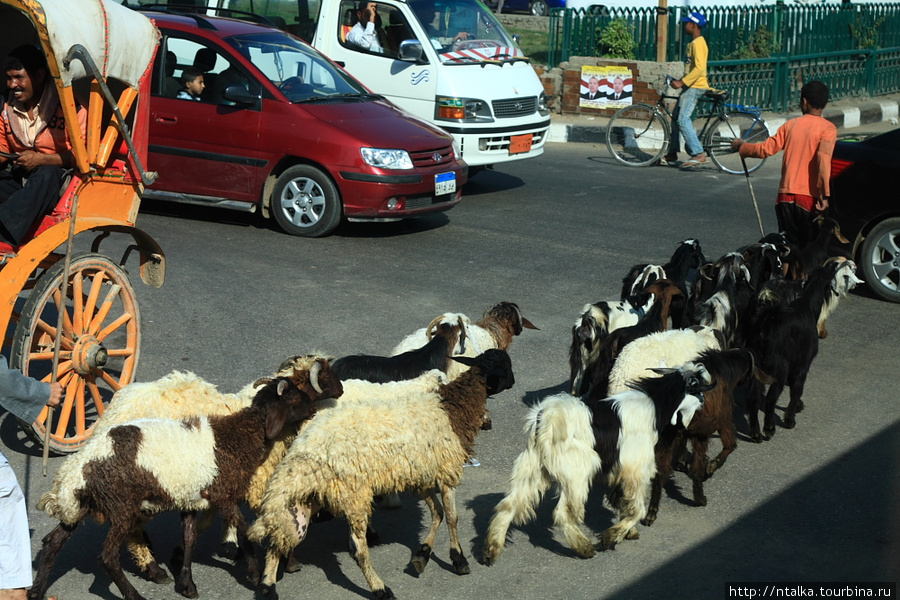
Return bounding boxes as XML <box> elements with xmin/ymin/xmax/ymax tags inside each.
<box><xmin>407</xmin><ymin>0</ymin><xmax>526</xmax><ymax>64</ymax></box>
<box><xmin>226</xmin><ymin>32</ymin><xmax>370</xmax><ymax>102</ymax></box>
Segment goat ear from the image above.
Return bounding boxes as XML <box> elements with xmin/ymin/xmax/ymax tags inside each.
<box><xmin>648</xmin><ymin>367</ymin><xmax>676</xmax><ymax>375</ymax></box>
<box><xmin>672</xmin><ymin>394</ymin><xmax>703</xmax><ymax>427</ymax></box>
<box><xmin>753</xmin><ymin>366</ymin><xmax>776</xmax><ymax>385</ymax></box>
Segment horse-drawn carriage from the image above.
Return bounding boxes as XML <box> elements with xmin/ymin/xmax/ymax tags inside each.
<box><xmin>1</xmin><ymin>0</ymin><xmax>165</xmax><ymax>453</ymax></box>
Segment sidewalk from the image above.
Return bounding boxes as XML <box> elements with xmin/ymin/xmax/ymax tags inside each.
<box><xmin>547</xmin><ymin>92</ymin><xmax>900</xmax><ymax>143</ymax></box>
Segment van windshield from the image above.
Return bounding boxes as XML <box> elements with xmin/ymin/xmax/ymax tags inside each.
<box><xmin>226</xmin><ymin>32</ymin><xmax>370</xmax><ymax>102</ymax></box>
<box><xmin>408</xmin><ymin>0</ymin><xmax>526</xmax><ymax>64</ymax></box>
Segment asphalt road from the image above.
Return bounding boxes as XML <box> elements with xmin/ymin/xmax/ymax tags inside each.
<box><xmin>4</xmin><ymin>137</ymin><xmax>899</xmax><ymax>600</ymax></box>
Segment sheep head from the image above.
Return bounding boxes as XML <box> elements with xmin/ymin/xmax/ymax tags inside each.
<box><xmin>486</xmin><ymin>302</ymin><xmax>539</xmax><ymax>336</ymax></box>
<box><xmin>254</xmin><ymin>377</ymin><xmax>317</xmax><ymax>440</ymax></box>
<box><xmin>452</xmin><ymin>349</ymin><xmax>515</xmax><ymax>396</ymax></box>
<box><xmin>274</xmin><ymin>354</ymin><xmax>344</xmax><ymax>401</ymax></box>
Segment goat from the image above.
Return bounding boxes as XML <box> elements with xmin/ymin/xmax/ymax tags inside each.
<box><xmin>332</xmin><ymin>319</ymin><xmax>465</xmax><ymax>383</ymax></box>
<box><xmin>784</xmin><ymin>216</ymin><xmax>850</xmax><ymax>280</ymax></box>
<box><xmin>568</xmin><ymin>293</ymin><xmax>654</xmax><ymax>396</ymax></box>
<box><xmin>31</xmin><ymin>377</ymin><xmax>319</xmax><ymax>600</ymax></box>
<box><xmin>249</xmin><ymin>350</ymin><xmax>515</xmax><ymax>600</ymax></box>
<box><xmin>482</xmin><ymin>363</ymin><xmax>715</xmax><ymax>564</ymax></box>
<box><xmin>746</xmin><ymin>258</ymin><xmax>863</xmax><ymax>441</ymax></box>
<box><xmin>620</xmin><ymin>263</ymin><xmax>667</xmax><ymax>299</ymax></box>
<box><xmin>693</xmin><ymin>254</ymin><xmax>753</xmax><ymax>348</ymax></box>
<box><xmin>579</xmin><ymin>280</ymin><xmax>684</xmax><ymax>398</ymax></box>
<box><xmin>643</xmin><ymin>349</ymin><xmax>774</xmax><ymax>525</ymax></box>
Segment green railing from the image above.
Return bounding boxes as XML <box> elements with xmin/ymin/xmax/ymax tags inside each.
<box><xmin>548</xmin><ymin>2</ymin><xmax>900</xmax><ymax>111</ymax></box>
<box><xmin>707</xmin><ymin>47</ymin><xmax>900</xmax><ymax>112</ymax></box>
<box><xmin>549</xmin><ymin>2</ymin><xmax>900</xmax><ymax>64</ymax></box>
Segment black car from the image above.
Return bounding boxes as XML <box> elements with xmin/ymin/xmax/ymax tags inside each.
<box><xmin>829</xmin><ymin>127</ymin><xmax>900</xmax><ymax>303</ymax></box>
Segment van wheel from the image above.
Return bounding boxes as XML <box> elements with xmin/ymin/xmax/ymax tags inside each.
<box><xmin>271</xmin><ymin>165</ymin><xmax>342</xmax><ymax>237</ymax></box>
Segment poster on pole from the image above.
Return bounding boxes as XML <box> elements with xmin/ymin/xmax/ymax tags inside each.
<box><xmin>579</xmin><ymin>65</ymin><xmax>634</xmax><ymax>108</ymax></box>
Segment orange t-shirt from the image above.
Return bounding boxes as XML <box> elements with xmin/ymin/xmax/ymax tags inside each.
<box><xmin>738</xmin><ymin>113</ymin><xmax>837</xmax><ymax>199</ymax></box>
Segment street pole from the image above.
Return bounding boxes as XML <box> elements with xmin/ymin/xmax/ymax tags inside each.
<box><xmin>656</xmin><ymin>0</ymin><xmax>668</xmax><ymax>62</ymax></box>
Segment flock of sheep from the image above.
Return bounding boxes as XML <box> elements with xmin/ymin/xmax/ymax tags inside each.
<box><xmin>27</xmin><ymin>217</ymin><xmax>862</xmax><ymax>600</ymax></box>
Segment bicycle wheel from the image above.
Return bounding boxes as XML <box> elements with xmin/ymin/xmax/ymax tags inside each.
<box><xmin>605</xmin><ymin>104</ymin><xmax>670</xmax><ymax>167</ymax></box>
<box><xmin>706</xmin><ymin>111</ymin><xmax>769</xmax><ymax>175</ymax></box>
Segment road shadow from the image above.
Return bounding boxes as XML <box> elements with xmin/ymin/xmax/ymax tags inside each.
<box><xmin>605</xmin><ymin>421</ymin><xmax>900</xmax><ymax>598</ymax></box>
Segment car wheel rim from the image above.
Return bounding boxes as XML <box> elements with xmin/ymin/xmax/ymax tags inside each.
<box><xmin>280</xmin><ymin>177</ymin><xmax>325</xmax><ymax>228</ymax></box>
<box><xmin>869</xmin><ymin>226</ymin><xmax>900</xmax><ymax>293</ymax></box>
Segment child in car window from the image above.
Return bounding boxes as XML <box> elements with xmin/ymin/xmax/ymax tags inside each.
<box><xmin>177</xmin><ymin>68</ymin><xmax>205</xmax><ymax>101</ymax></box>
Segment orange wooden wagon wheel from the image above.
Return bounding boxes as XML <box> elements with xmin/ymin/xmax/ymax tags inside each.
<box><xmin>10</xmin><ymin>252</ymin><xmax>141</xmax><ymax>453</ymax></box>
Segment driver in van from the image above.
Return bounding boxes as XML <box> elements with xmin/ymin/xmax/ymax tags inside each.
<box><xmin>0</xmin><ymin>45</ymin><xmax>86</xmax><ymax>249</ymax></box>
<box><xmin>411</xmin><ymin>0</ymin><xmax>471</xmax><ymax>50</ymax></box>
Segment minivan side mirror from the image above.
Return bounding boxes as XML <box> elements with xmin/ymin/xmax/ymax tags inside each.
<box><xmin>399</xmin><ymin>40</ymin><xmax>426</xmax><ymax>63</ymax></box>
<box><xmin>223</xmin><ymin>84</ymin><xmax>260</xmax><ymax>106</ymax></box>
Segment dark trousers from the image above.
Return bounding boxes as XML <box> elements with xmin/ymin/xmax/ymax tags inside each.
<box><xmin>775</xmin><ymin>201</ymin><xmax>815</xmax><ymax>249</ymax></box>
<box><xmin>0</xmin><ymin>165</ymin><xmax>64</xmax><ymax>245</ymax></box>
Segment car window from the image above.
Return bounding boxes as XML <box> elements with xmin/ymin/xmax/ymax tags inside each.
<box><xmin>225</xmin><ymin>32</ymin><xmax>369</xmax><ymax>102</ymax></box>
<box><xmin>158</xmin><ymin>34</ymin><xmax>259</xmax><ymax>105</ymax></box>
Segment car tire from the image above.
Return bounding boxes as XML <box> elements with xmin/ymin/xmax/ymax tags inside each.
<box><xmin>530</xmin><ymin>0</ymin><xmax>549</xmax><ymax>16</ymax></box>
<box><xmin>858</xmin><ymin>217</ymin><xmax>900</xmax><ymax>303</ymax></box>
<box><xmin>271</xmin><ymin>165</ymin><xmax>342</xmax><ymax>238</ymax></box>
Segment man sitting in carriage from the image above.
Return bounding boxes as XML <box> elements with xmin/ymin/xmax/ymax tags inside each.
<box><xmin>0</xmin><ymin>44</ymin><xmax>86</xmax><ymax>251</ymax></box>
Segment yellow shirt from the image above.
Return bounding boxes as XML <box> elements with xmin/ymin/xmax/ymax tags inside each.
<box><xmin>682</xmin><ymin>35</ymin><xmax>710</xmax><ymax>90</ymax></box>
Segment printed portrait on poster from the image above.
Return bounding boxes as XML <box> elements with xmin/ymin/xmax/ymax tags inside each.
<box><xmin>579</xmin><ymin>65</ymin><xmax>634</xmax><ymax>108</ymax></box>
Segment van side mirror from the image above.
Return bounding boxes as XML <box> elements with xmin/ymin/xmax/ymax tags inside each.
<box><xmin>223</xmin><ymin>84</ymin><xmax>260</xmax><ymax>106</ymax></box>
<box><xmin>399</xmin><ymin>40</ymin><xmax>425</xmax><ymax>63</ymax></box>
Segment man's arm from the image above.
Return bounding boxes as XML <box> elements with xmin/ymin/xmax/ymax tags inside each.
<box><xmin>0</xmin><ymin>355</ymin><xmax>62</xmax><ymax>425</ymax></box>
<box><xmin>815</xmin><ymin>132</ymin><xmax>837</xmax><ymax>209</ymax></box>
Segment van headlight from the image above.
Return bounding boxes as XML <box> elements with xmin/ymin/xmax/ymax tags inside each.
<box><xmin>361</xmin><ymin>148</ymin><xmax>414</xmax><ymax>170</ymax></box>
<box><xmin>538</xmin><ymin>91</ymin><xmax>550</xmax><ymax>116</ymax></box>
<box><xmin>436</xmin><ymin>96</ymin><xmax>494</xmax><ymax>122</ymax></box>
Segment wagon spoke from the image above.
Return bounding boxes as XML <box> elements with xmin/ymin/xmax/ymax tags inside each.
<box><xmin>83</xmin><ymin>270</ymin><xmax>107</xmax><ymax>330</ymax></box>
<box><xmin>98</xmin><ymin>368</ymin><xmax>124</xmax><ymax>392</ymax></box>
<box><xmin>96</xmin><ymin>312</ymin><xmax>134</xmax><ymax>343</ymax></box>
<box><xmin>88</xmin><ymin>284</ymin><xmax>122</xmax><ymax>335</ymax></box>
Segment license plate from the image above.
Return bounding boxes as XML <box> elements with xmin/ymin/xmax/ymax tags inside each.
<box><xmin>509</xmin><ymin>134</ymin><xmax>533</xmax><ymax>155</ymax></box>
<box><xmin>435</xmin><ymin>172</ymin><xmax>456</xmax><ymax>195</ymax></box>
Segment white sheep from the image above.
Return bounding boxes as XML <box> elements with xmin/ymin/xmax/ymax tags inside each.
<box><xmin>30</xmin><ymin>377</ymin><xmax>318</xmax><ymax>600</ymax></box>
<box><xmin>606</xmin><ymin>326</ymin><xmax>723</xmax><ymax>395</ymax></box>
<box><xmin>248</xmin><ymin>350</ymin><xmax>516</xmax><ymax>600</ymax></box>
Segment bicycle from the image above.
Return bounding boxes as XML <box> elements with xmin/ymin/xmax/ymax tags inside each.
<box><xmin>605</xmin><ymin>75</ymin><xmax>769</xmax><ymax>174</ymax></box>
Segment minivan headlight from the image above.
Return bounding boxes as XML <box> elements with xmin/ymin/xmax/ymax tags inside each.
<box><xmin>538</xmin><ymin>91</ymin><xmax>550</xmax><ymax>116</ymax></box>
<box><xmin>436</xmin><ymin>96</ymin><xmax>494</xmax><ymax>122</ymax></box>
<box><xmin>361</xmin><ymin>148</ymin><xmax>414</xmax><ymax>170</ymax></box>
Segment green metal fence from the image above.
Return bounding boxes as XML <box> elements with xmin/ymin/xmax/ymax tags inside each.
<box><xmin>548</xmin><ymin>2</ymin><xmax>900</xmax><ymax>109</ymax></box>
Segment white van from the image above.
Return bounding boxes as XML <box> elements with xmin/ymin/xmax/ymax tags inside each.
<box><xmin>312</xmin><ymin>0</ymin><xmax>551</xmax><ymax>170</ymax></box>
<box><xmin>145</xmin><ymin>0</ymin><xmax>551</xmax><ymax>171</ymax></box>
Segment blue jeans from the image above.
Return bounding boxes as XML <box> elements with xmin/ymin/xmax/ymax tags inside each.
<box><xmin>669</xmin><ymin>86</ymin><xmax>705</xmax><ymax>158</ymax></box>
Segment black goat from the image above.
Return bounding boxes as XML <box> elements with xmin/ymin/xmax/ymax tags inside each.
<box><xmin>784</xmin><ymin>216</ymin><xmax>850</xmax><ymax>280</ymax></box>
<box><xmin>332</xmin><ymin>320</ymin><xmax>464</xmax><ymax>383</ymax></box>
<box><xmin>745</xmin><ymin>259</ymin><xmax>862</xmax><ymax>441</ymax></box>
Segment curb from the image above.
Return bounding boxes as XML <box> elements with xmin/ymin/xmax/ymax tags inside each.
<box><xmin>547</xmin><ymin>97</ymin><xmax>900</xmax><ymax>143</ymax></box>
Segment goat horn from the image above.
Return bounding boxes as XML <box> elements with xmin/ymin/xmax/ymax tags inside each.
<box><xmin>309</xmin><ymin>361</ymin><xmax>323</xmax><ymax>394</ymax></box>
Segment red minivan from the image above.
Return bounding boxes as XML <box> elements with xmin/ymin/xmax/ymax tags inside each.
<box><xmin>142</xmin><ymin>10</ymin><xmax>466</xmax><ymax>237</ymax></box>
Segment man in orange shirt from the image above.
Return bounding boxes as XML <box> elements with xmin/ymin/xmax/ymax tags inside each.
<box><xmin>0</xmin><ymin>45</ymin><xmax>85</xmax><ymax>248</ymax></box>
<box><xmin>732</xmin><ymin>81</ymin><xmax>836</xmax><ymax>248</ymax></box>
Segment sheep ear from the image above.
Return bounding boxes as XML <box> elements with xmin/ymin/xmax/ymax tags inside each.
<box><xmin>521</xmin><ymin>317</ymin><xmax>539</xmax><ymax>330</ymax></box>
<box><xmin>451</xmin><ymin>355</ymin><xmax>477</xmax><ymax>367</ymax></box>
<box><xmin>265</xmin><ymin>403</ymin><xmax>290</xmax><ymax>440</ymax></box>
